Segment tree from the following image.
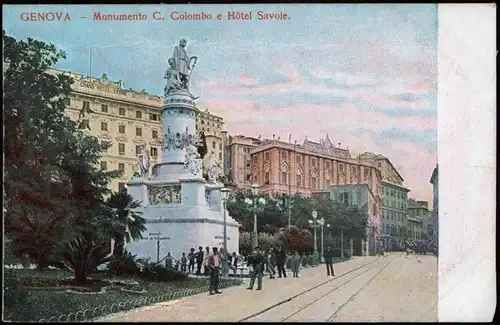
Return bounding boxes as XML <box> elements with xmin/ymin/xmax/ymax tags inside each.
<box><xmin>239</xmin><ymin>232</ymin><xmax>280</xmax><ymax>256</ymax></box>
<box><xmin>3</xmin><ymin>31</ymin><xmax>120</xmax><ymax>268</ymax></box>
<box><xmin>278</xmin><ymin>226</ymin><xmax>313</xmax><ymax>254</ymax></box>
<box><xmin>100</xmin><ymin>191</ymin><xmax>146</xmax><ymax>257</ymax></box>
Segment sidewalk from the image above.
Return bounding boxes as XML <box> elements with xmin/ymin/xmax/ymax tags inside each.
<box><xmin>101</xmin><ymin>257</ymin><xmax>378</xmax><ymax>322</ymax></box>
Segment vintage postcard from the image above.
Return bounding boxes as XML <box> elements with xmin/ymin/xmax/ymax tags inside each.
<box><xmin>2</xmin><ymin>3</ymin><xmax>495</xmax><ymax>323</ymax></box>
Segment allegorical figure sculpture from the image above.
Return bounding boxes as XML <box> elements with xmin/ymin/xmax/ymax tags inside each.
<box><xmin>207</xmin><ymin>152</ymin><xmax>223</xmax><ymax>184</ymax></box>
<box><xmin>139</xmin><ymin>146</ymin><xmax>150</xmax><ymax>178</ymax></box>
<box><xmin>172</xmin><ymin>38</ymin><xmax>197</xmax><ymax>91</ymax></box>
<box><xmin>184</xmin><ymin>140</ymin><xmax>203</xmax><ymax>176</ymax></box>
<box><xmin>164</xmin><ymin>57</ymin><xmax>183</xmax><ymax>95</ymax></box>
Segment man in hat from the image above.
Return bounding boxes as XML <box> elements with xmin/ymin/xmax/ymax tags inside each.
<box><xmin>207</xmin><ymin>247</ymin><xmax>223</xmax><ymax>295</ymax></box>
<box><xmin>324</xmin><ymin>247</ymin><xmax>335</xmax><ymax>276</ymax></box>
<box><xmin>247</xmin><ymin>246</ymin><xmax>266</xmax><ymax>291</ymax></box>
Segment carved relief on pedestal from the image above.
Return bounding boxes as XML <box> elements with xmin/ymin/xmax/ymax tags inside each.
<box><xmin>148</xmin><ymin>185</ymin><xmax>182</xmax><ymax>205</ymax></box>
<box><xmin>164</xmin><ymin>126</ymin><xmax>193</xmax><ymax>152</ymax></box>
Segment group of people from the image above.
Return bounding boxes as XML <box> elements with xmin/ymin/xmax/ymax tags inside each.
<box><xmin>165</xmin><ymin>245</ymin><xmax>339</xmax><ymax>295</ymax></box>
<box><xmin>245</xmin><ymin>246</ymin><xmax>338</xmax><ymax>291</ymax></box>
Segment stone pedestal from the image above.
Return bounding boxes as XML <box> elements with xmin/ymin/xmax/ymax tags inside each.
<box><xmin>126</xmin><ymin>89</ymin><xmax>240</xmax><ymax>261</ymax></box>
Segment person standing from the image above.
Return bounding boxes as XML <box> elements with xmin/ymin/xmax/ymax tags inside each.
<box><xmin>207</xmin><ymin>247</ymin><xmax>223</xmax><ymax>295</ymax></box>
<box><xmin>180</xmin><ymin>252</ymin><xmax>188</xmax><ymax>273</ymax></box>
<box><xmin>324</xmin><ymin>247</ymin><xmax>335</xmax><ymax>276</ymax></box>
<box><xmin>276</xmin><ymin>247</ymin><xmax>287</xmax><ymax>278</ymax></box>
<box><xmin>165</xmin><ymin>252</ymin><xmax>174</xmax><ymax>271</ymax></box>
<box><xmin>266</xmin><ymin>249</ymin><xmax>276</xmax><ymax>279</ymax></box>
<box><xmin>195</xmin><ymin>246</ymin><xmax>204</xmax><ymax>275</ymax></box>
<box><xmin>291</xmin><ymin>251</ymin><xmax>301</xmax><ymax>278</ymax></box>
<box><xmin>188</xmin><ymin>248</ymin><xmax>196</xmax><ymax>273</ymax></box>
<box><xmin>247</xmin><ymin>246</ymin><xmax>266</xmax><ymax>290</ymax></box>
<box><xmin>203</xmin><ymin>246</ymin><xmax>211</xmax><ymax>275</ymax></box>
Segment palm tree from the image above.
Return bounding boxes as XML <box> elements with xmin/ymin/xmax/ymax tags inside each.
<box><xmin>100</xmin><ymin>191</ymin><xmax>146</xmax><ymax>257</ymax></box>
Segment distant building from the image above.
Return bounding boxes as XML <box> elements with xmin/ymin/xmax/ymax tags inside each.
<box><xmin>195</xmin><ymin>108</ymin><xmax>225</xmax><ymax>176</ymax></box>
<box><xmin>327</xmin><ymin>184</ymin><xmax>378</xmax><ymax>255</ymax></box>
<box><xmin>249</xmin><ymin>135</ymin><xmax>382</xmax><ymax>251</ymax></box>
<box><xmin>222</xmin><ymin>134</ymin><xmax>261</xmax><ymax>190</ymax></box>
<box><xmin>359</xmin><ymin>153</ymin><xmax>410</xmax><ymax>251</ymax></box>
<box><xmin>47</xmin><ymin>69</ymin><xmax>163</xmax><ymax>193</ymax></box>
<box><xmin>429</xmin><ymin>165</ymin><xmax>439</xmax><ymax>252</ymax></box>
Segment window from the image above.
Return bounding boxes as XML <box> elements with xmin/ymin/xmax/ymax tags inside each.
<box><xmin>207</xmin><ymin>128</ymin><xmax>210</xmax><ymax>133</ymax></box>
<box><xmin>340</xmin><ymin>192</ymin><xmax>349</xmax><ymax>204</ymax></box>
<box><xmin>339</xmin><ymin>164</ymin><xmax>344</xmax><ymax>173</ymax></box>
<box><xmin>378</xmin><ymin>162</ymin><xmax>382</xmax><ymax>168</ymax></box>
<box><xmin>118</xmin><ymin>143</ymin><xmax>125</xmax><ymax>155</ymax></box>
<box><xmin>325</xmin><ymin>178</ymin><xmax>330</xmax><ymax>188</ymax></box>
<box><xmin>150</xmin><ymin>147</ymin><xmax>158</xmax><ymax>157</ymax></box>
<box><xmin>136</xmin><ymin>110</ymin><xmax>142</xmax><ymax>119</ymax></box>
<box><xmin>152</xmin><ymin>130</ymin><xmax>158</xmax><ymax>138</ymax></box>
<box><xmin>100</xmin><ymin>141</ymin><xmax>108</xmax><ymax>151</ymax></box>
<box><xmin>364</xmin><ymin>169</ymin><xmax>371</xmax><ymax>179</ymax></box>
<box><xmin>265</xmin><ymin>152</ymin><xmax>270</xmax><ymax>161</ymax></box>
<box><xmin>118</xmin><ymin>163</ymin><xmax>125</xmax><ymax>172</ymax></box>
<box><xmin>101</xmin><ymin>122</ymin><xmax>108</xmax><ymax>131</ymax></box>
<box><xmin>373</xmin><ymin>204</ymin><xmax>376</xmax><ymax>216</ymax></box>
<box><xmin>63</xmin><ymin>97</ymin><xmax>71</xmax><ymax>106</ymax></box>
<box><xmin>201</xmin><ymin>120</ymin><xmax>205</xmax><ymax>125</ymax></box>
<box><xmin>325</xmin><ymin>161</ymin><xmax>330</xmax><ymax>170</ymax></box>
<box><xmin>149</xmin><ymin>113</ymin><xmax>158</xmax><ymax>121</ymax></box>
<box><xmin>212</xmin><ymin>141</ymin><xmax>216</xmax><ymax>149</ymax></box>
<box><xmin>253</xmin><ymin>155</ymin><xmax>258</xmax><ymax>164</ymax></box>
<box><xmin>296</xmin><ymin>155</ymin><xmax>301</xmax><ymax>164</ymax></box>
<box><xmin>265</xmin><ymin>172</ymin><xmax>270</xmax><ymax>185</ymax></box>
<box><xmin>118</xmin><ymin>182</ymin><xmax>126</xmax><ymax>192</ymax></box>
<box><xmin>83</xmin><ymin>100</ymin><xmax>90</xmax><ymax>109</ymax></box>
<box><xmin>80</xmin><ymin>119</ymin><xmax>90</xmax><ymax>129</ymax></box>
<box><xmin>311</xmin><ymin>177</ymin><xmax>317</xmax><ymax>190</ymax></box>
<box><xmin>136</xmin><ymin>146</ymin><xmax>142</xmax><ymax>155</ymax></box>
<box><xmin>281</xmin><ymin>151</ymin><xmax>287</xmax><ymax>160</ymax></box>
<box><xmin>296</xmin><ymin>174</ymin><xmax>302</xmax><ymax>187</ymax></box>
<box><xmin>101</xmin><ymin>104</ymin><xmax>108</xmax><ymax>113</ymax></box>
<box><xmin>119</xmin><ymin>125</ymin><xmax>125</xmax><ymax>134</ymax></box>
<box><xmin>311</xmin><ymin>158</ymin><xmax>316</xmax><ymax>167</ymax></box>
<box><xmin>100</xmin><ymin>161</ymin><xmax>107</xmax><ymax>171</ymax></box>
<box><xmin>136</xmin><ymin>127</ymin><xmax>142</xmax><ymax>137</ymax></box>
<box><xmin>219</xmin><ymin>143</ymin><xmax>222</xmax><ymax>150</ymax></box>
<box><xmin>119</xmin><ymin>107</ymin><xmax>126</xmax><ymax>116</ymax></box>
<box><xmin>352</xmin><ymin>166</ymin><xmax>357</xmax><ymax>175</ymax></box>
<box><xmin>281</xmin><ymin>172</ymin><xmax>288</xmax><ymax>185</ymax></box>
<box><xmin>219</xmin><ymin>152</ymin><xmax>222</xmax><ymax>160</ymax></box>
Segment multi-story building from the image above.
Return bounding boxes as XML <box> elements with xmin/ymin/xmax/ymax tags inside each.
<box><xmin>195</xmin><ymin>108</ymin><xmax>224</xmax><ymax>176</ymax></box>
<box><xmin>222</xmin><ymin>134</ymin><xmax>261</xmax><ymax>190</ymax></box>
<box><xmin>359</xmin><ymin>152</ymin><xmax>410</xmax><ymax>251</ymax></box>
<box><xmin>429</xmin><ymin>165</ymin><xmax>439</xmax><ymax>253</ymax></box>
<box><xmin>249</xmin><ymin>135</ymin><xmax>382</xmax><ymax>249</ymax></box>
<box><xmin>408</xmin><ymin>198</ymin><xmax>435</xmax><ymax>247</ymax></box>
<box><xmin>407</xmin><ymin>216</ymin><xmax>424</xmax><ymax>242</ymax></box>
<box><xmin>430</xmin><ymin>165</ymin><xmax>439</xmax><ymax>216</ymax></box>
<box><xmin>50</xmin><ymin>69</ymin><xmax>163</xmax><ymax>193</ymax></box>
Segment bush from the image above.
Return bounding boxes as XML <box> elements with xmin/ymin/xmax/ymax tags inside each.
<box><xmin>107</xmin><ymin>250</ymin><xmax>141</xmax><ymax>277</ymax></box>
<box><xmin>3</xmin><ymin>270</ymin><xmax>28</xmax><ymax>308</ymax></box>
<box><xmin>140</xmin><ymin>262</ymin><xmax>188</xmax><ymax>282</ymax></box>
<box><xmin>279</xmin><ymin>227</ymin><xmax>313</xmax><ymax>254</ymax></box>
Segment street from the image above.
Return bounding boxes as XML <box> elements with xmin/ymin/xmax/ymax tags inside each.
<box><xmin>101</xmin><ymin>253</ymin><xmax>437</xmax><ymax>322</ymax></box>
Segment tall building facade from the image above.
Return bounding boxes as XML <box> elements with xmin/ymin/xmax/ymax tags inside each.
<box><xmin>407</xmin><ymin>199</ymin><xmax>432</xmax><ymax>244</ymax></box>
<box><xmin>52</xmin><ymin>69</ymin><xmax>163</xmax><ymax>193</ymax></box>
<box><xmin>359</xmin><ymin>153</ymin><xmax>410</xmax><ymax>251</ymax></box>
<box><xmin>249</xmin><ymin>135</ymin><xmax>382</xmax><ymax>245</ymax></box>
<box><xmin>222</xmin><ymin>134</ymin><xmax>261</xmax><ymax>190</ymax></box>
<box><xmin>195</xmin><ymin>108</ymin><xmax>225</xmax><ymax>176</ymax></box>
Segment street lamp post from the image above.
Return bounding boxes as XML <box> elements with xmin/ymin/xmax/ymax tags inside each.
<box><xmin>220</xmin><ymin>188</ymin><xmax>230</xmax><ymax>253</ymax></box>
<box><xmin>245</xmin><ymin>183</ymin><xmax>264</xmax><ymax>249</ymax></box>
<box><xmin>316</xmin><ymin>218</ymin><xmax>328</xmax><ymax>263</ymax></box>
<box><xmin>310</xmin><ymin>210</ymin><xmax>319</xmax><ymax>265</ymax></box>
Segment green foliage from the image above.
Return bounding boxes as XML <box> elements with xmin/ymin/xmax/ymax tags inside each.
<box><xmin>140</xmin><ymin>261</ymin><xmax>188</xmax><ymax>282</ymax></box>
<box><xmin>3</xmin><ymin>31</ymin><xmax>122</xmax><ymax>268</ymax></box>
<box><xmin>106</xmin><ymin>250</ymin><xmax>141</xmax><ymax>277</ymax></box>
<box><xmin>60</xmin><ymin>235</ymin><xmax>113</xmax><ymax>284</ymax></box>
<box><xmin>238</xmin><ymin>232</ymin><xmax>280</xmax><ymax>256</ymax></box>
<box><xmin>278</xmin><ymin>226</ymin><xmax>313</xmax><ymax>254</ymax></box>
<box><xmin>99</xmin><ymin>191</ymin><xmax>146</xmax><ymax>256</ymax></box>
<box><xmin>3</xmin><ymin>270</ymin><xmax>29</xmax><ymax>309</ymax></box>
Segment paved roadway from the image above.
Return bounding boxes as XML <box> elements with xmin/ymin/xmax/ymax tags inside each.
<box><xmin>101</xmin><ymin>253</ymin><xmax>437</xmax><ymax>322</ymax></box>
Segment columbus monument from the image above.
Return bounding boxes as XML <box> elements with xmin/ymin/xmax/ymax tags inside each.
<box><xmin>125</xmin><ymin>39</ymin><xmax>240</xmax><ymax>261</ymax></box>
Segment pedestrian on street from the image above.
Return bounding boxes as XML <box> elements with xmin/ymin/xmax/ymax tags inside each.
<box><xmin>188</xmin><ymin>248</ymin><xmax>196</xmax><ymax>273</ymax></box>
<box><xmin>276</xmin><ymin>246</ymin><xmax>287</xmax><ymax>278</ymax></box>
<box><xmin>195</xmin><ymin>246</ymin><xmax>204</xmax><ymax>275</ymax></box>
<box><xmin>203</xmin><ymin>246</ymin><xmax>211</xmax><ymax>275</ymax></box>
<box><xmin>180</xmin><ymin>252</ymin><xmax>188</xmax><ymax>272</ymax></box>
<box><xmin>291</xmin><ymin>251</ymin><xmax>301</xmax><ymax>278</ymax></box>
<box><xmin>324</xmin><ymin>247</ymin><xmax>335</xmax><ymax>276</ymax></box>
<box><xmin>165</xmin><ymin>252</ymin><xmax>174</xmax><ymax>271</ymax></box>
<box><xmin>247</xmin><ymin>246</ymin><xmax>266</xmax><ymax>290</ymax></box>
<box><xmin>207</xmin><ymin>247</ymin><xmax>223</xmax><ymax>295</ymax></box>
<box><xmin>266</xmin><ymin>249</ymin><xmax>276</xmax><ymax>279</ymax></box>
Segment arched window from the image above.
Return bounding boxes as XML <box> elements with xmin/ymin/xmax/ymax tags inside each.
<box><xmin>280</xmin><ymin>164</ymin><xmax>288</xmax><ymax>185</ymax></box>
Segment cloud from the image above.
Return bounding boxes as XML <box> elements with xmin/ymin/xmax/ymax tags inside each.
<box><xmin>235</xmin><ymin>74</ymin><xmax>258</xmax><ymax>86</ymax></box>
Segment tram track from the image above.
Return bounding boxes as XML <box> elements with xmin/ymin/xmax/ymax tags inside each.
<box><xmin>237</xmin><ymin>255</ymin><xmax>392</xmax><ymax>323</ymax></box>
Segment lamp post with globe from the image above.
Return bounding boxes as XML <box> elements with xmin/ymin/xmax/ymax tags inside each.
<box><xmin>244</xmin><ymin>183</ymin><xmax>266</xmax><ymax>249</ymax></box>
<box><xmin>308</xmin><ymin>210</ymin><xmax>319</xmax><ymax>266</ymax></box>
